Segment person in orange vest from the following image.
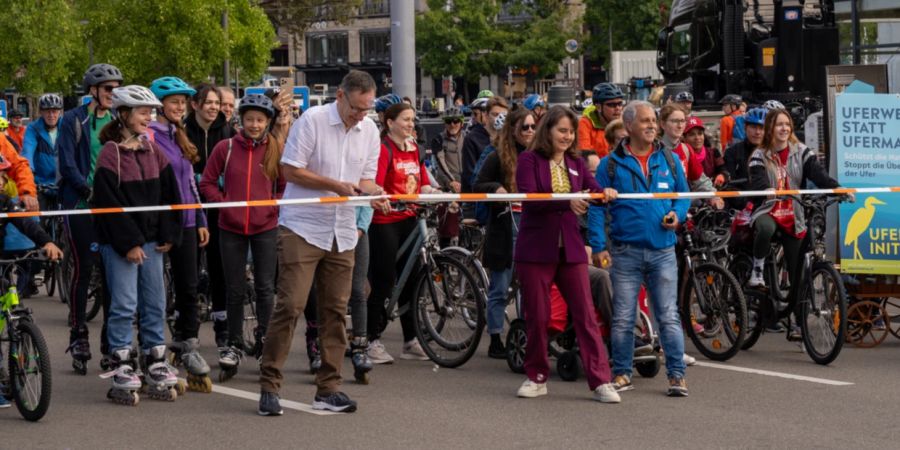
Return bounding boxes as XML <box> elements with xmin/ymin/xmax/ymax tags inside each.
<box><xmin>718</xmin><ymin>94</ymin><xmax>743</xmax><ymax>151</ymax></box>
<box><xmin>578</xmin><ymin>83</ymin><xmax>624</xmax><ymax>157</ymax></box>
<box><xmin>6</xmin><ymin>110</ymin><xmax>26</xmax><ymax>150</ymax></box>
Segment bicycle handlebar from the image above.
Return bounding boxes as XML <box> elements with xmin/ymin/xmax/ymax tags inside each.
<box><xmin>0</xmin><ymin>249</ymin><xmax>51</xmax><ymax>265</ymax></box>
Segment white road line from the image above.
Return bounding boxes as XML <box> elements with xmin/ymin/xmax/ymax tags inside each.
<box><xmin>694</xmin><ymin>361</ymin><xmax>854</xmax><ymax>386</ymax></box>
<box><xmin>181</xmin><ymin>380</ymin><xmax>338</xmax><ymax>415</ymax></box>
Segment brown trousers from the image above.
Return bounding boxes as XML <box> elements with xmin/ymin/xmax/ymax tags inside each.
<box><xmin>259</xmin><ymin>227</ymin><xmax>355</xmax><ymax>395</ymax></box>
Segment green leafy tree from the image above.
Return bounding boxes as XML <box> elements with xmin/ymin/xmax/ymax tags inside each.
<box><xmin>259</xmin><ymin>0</ymin><xmax>363</xmax><ymax>46</ymax></box>
<box><xmin>79</xmin><ymin>0</ymin><xmax>276</xmax><ymax>85</ymax></box>
<box><xmin>0</xmin><ymin>0</ymin><xmax>85</xmax><ymax>95</ymax></box>
<box><xmin>584</xmin><ymin>0</ymin><xmax>672</xmax><ymax>65</ymax></box>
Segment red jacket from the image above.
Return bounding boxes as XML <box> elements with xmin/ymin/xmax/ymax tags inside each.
<box><xmin>199</xmin><ymin>133</ymin><xmax>285</xmax><ymax>236</ymax></box>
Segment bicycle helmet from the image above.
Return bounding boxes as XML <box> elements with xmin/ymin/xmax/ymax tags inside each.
<box><xmin>719</xmin><ymin>94</ymin><xmax>742</xmax><ymax>106</ymax></box>
<box><xmin>592</xmin><ymin>83</ymin><xmax>624</xmax><ymax>103</ymax></box>
<box><xmin>476</xmin><ymin>89</ymin><xmax>495</xmax><ymax>99</ymax></box>
<box><xmin>762</xmin><ymin>99</ymin><xmax>785</xmax><ymax>111</ymax></box>
<box><xmin>684</xmin><ymin>116</ymin><xmax>705</xmax><ymax>134</ymax></box>
<box><xmin>0</xmin><ymin>118</ymin><xmax>7</xmax><ymax>131</ymax></box>
<box><xmin>374</xmin><ymin>94</ymin><xmax>402</xmax><ymax>114</ymax></box>
<box><xmin>523</xmin><ymin>94</ymin><xmax>545</xmax><ymax>111</ymax></box>
<box><xmin>744</xmin><ymin>107</ymin><xmax>767</xmax><ymax>126</ymax></box>
<box><xmin>39</xmin><ymin>93</ymin><xmax>64</xmax><ymax>110</ymax></box>
<box><xmin>442</xmin><ymin>107</ymin><xmax>463</xmax><ymax>122</ymax></box>
<box><xmin>149</xmin><ymin>76</ymin><xmax>197</xmax><ymax>101</ymax></box>
<box><xmin>470</xmin><ymin>97</ymin><xmax>489</xmax><ymax>111</ymax></box>
<box><xmin>493</xmin><ymin>112</ymin><xmax>507</xmax><ymax>131</ymax></box>
<box><xmin>8</xmin><ymin>110</ymin><xmax>23</xmax><ymax>118</ymax></box>
<box><xmin>111</xmin><ymin>85</ymin><xmax>163</xmax><ymax>110</ymax></box>
<box><xmin>674</xmin><ymin>91</ymin><xmax>694</xmax><ymax>103</ymax></box>
<box><xmin>238</xmin><ymin>94</ymin><xmax>275</xmax><ymax>119</ymax></box>
<box><xmin>83</xmin><ymin>63</ymin><xmax>123</xmax><ymax>90</ymax></box>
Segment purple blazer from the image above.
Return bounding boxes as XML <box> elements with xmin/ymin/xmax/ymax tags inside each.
<box><xmin>514</xmin><ymin>150</ymin><xmax>602</xmax><ymax>264</ymax></box>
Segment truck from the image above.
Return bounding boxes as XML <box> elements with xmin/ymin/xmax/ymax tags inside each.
<box><xmin>656</xmin><ymin>0</ymin><xmax>840</xmax><ymax>112</ymax></box>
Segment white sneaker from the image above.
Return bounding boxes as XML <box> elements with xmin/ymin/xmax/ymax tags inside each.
<box><xmin>593</xmin><ymin>383</ymin><xmax>621</xmax><ymax>403</ymax></box>
<box><xmin>366</xmin><ymin>340</ymin><xmax>395</xmax><ymax>365</ymax></box>
<box><xmin>517</xmin><ymin>379</ymin><xmax>548</xmax><ymax>398</ymax></box>
<box><xmin>400</xmin><ymin>340</ymin><xmax>430</xmax><ymax>361</ymax></box>
<box><xmin>683</xmin><ymin>353</ymin><xmax>697</xmax><ymax>366</ymax></box>
<box><xmin>747</xmin><ymin>266</ymin><xmax>766</xmax><ymax>288</ymax></box>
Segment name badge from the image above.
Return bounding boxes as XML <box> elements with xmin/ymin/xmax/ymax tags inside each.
<box><xmin>658</xmin><ymin>182</ymin><xmax>669</xmax><ymax>189</ymax></box>
<box><xmin>568</xmin><ymin>168</ymin><xmax>579</xmax><ymax>177</ymax></box>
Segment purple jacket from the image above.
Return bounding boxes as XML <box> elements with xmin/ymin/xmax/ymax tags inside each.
<box><xmin>514</xmin><ymin>150</ymin><xmax>601</xmax><ymax>264</ymax></box>
<box><xmin>148</xmin><ymin>121</ymin><xmax>206</xmax><ymax>229</ymax></box>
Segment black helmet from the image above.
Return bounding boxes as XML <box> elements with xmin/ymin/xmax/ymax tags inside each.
<box><xmin>674</xmin><ymin>91</ymin><xmax>694</xmax><ymax>103</ymax></box>
<box><xmin>83</xmin><ymin>63</ymin><xmax>123</xmax><ymax>90</ymax></box>
<box><xmin>238</xmin><ymin>94</ymin><xmax>275</xmax><ymax>119</ymax></box>
<box><xmin>592</xmin><ymin>83</ymin><xmax>624</xmax><ymax>103</ymax></box>
<box><xmin>719</xmin><ymin>94</ymin><xmax>742</xmax><ymax>106</ymax></box>
<box><xmin>38</xmin><ymin>93</ymin><xmax>64</xmax><ymax>110</ymax></box>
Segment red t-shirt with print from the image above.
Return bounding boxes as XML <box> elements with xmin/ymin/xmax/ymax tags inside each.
<box><xmin>373</xmin><ymin>137</ymin><xmax>431</xmax><ymax>224</ymax></box>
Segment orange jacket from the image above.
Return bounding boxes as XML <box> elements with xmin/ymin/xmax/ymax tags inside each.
<box><xmin>1</xmin><ymin>135</ymin><xmax>36</xmax><ymax>197</ymax></box>
<box><xmin>7</xmin><ymin>126</ymin><xmax>25</xmax><ymax>150</ymax></box>
<box><xmin>577</xmin><ymin>105</ymin><xmax>610</xmax><ymax>157</ymax></box>
<box><xmin>718</xmin><ymin>112</ymin><xmax>740</xmax><ymax>150</ymax></box>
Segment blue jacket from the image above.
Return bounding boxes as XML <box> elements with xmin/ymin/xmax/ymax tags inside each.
<box><xmin>22</xmin><ymin>118</ymin><xmax>58</xmax><ymax>187</ymax></box>
<box><xmin>587</xmin><ymin>138</ymin><xmax>690</xmax><ymax>253</ymax></box>
<box><xmin>57</xmin><ymin>104</ymin><xmax>113</xmax><ymax>208</ymax></box>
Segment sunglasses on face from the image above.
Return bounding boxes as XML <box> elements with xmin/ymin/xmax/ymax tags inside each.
<box><xmin>603</xmin><ymin>101</ymin><xmax>624</xmax><ymax>108</ymax></box>
<box><xmin>444</xmin><ymin>118</ymin><xmax>462</xmax><ymax>124</ymax></box>
<box><xmin>520</xmin><ymin>124</ymin><xmax>536</xmax><ymax>131</ymax></box>
<box><xmin>100</xmin><ymin>85</ymin><xmax>117</xmax><ymax>93</ymax></box>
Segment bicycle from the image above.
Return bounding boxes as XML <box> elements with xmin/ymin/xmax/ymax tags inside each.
<box><xmin>377</xmin><ymin>203</ymin><xmax>486</xmax><ymax>370</ymax></box>
<box><xmin>679</xmin><ymin>205</ymin><xmax>748</xmax><ymax>361</ymax></box>
<box><xmin>728</xmin><ymin>194</ymin><xmax>849</xmax><ymax>365</ymax></box>
<box><xmin>0</xmin><ymin>249</ymin><xmax>53</xmax><ymax>421</ymax></box>
<box><xmin>35</xmin><ymin>184</ymin><xmax>66</xmax><ymax>300</ymax></box>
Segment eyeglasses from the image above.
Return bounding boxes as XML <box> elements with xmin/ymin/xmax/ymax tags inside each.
<box><xmin>603</xmin><ymin>101</ymin><xmax>624</xmax><ymax>108</ymax></box>
<box><xmin>520</xmin><ymin>124</ymin><xmax>537</xmax><ymax>131</ymax></box>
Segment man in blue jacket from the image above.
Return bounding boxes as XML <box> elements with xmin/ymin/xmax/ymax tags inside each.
<box><xmin>56</xmin><ymin>63</ymin><xmax>121</xmax><ymax>375</ymax></box>
<box><xmin>587</xmin><ymin>100</ymin><xmax>691</xmax><ymax>397</ymax></box>
<box><xmin>23</xmin><ymin>93</ymin><xmax>64</xmax><ymax>193</ymax></box>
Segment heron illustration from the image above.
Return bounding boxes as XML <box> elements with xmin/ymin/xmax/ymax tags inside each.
<box><xmin>844</xmin><ymin>196</ymin><xmax>886</xmax><ymax>260</ymax></box>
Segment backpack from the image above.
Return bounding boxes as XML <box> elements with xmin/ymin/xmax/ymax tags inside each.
<box><xmin>470</xmin><ymin>145</ymin><xmax>497</xmax><ymax>225</ymax></box>
<box><xmin>732</xmin><ymin>114</ymin><xmax>747</xmax><ymax>142</ymax></box>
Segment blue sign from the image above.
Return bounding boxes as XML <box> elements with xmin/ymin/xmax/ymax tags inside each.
<box><xmin>0</xmin><ymin>99</ymin><xmax>5</xmax><ymax>118</ymax></box>
<box><xmin>244</xmin><ymin>87</ymin><xmax>266</xmax><ymax>96</ymax></box>
<box><xmin>293</xmin><ymin>86</ymin><xmax>310</xmax><ymax>111</ymax></box>
<box><xmin>836</xmin><ymin>92</ymin><xmax>900</xmax><ymax>274</ymax></box>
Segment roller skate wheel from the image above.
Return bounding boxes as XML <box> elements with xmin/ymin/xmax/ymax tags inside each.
<box><xmin>175</xmin><ymin>380</ymin><xmax>187</xmax><ymax>395</ymax></box>
<box><xmin>355</xmin><ymin>371</ymin><xmax>370</xmax><ymax>385</ymax></box>
<box><xmin>187</xmin><ymin>375</ymin><xmax>213</xmax><ymax>393</ymax></box>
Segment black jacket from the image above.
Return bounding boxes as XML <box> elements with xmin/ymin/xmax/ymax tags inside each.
<box><xmin>722</xmin><ymin>140</ymin><xmax>756</xmax><ymax>187</ymax></box>
<box><xmin>184</xmin><ymin>112</ymin><xmax>234</xmax><ymax>177</ymax></box>
<box><xmin>473</xmin><ymin>144</ymin><xmax>525</xmax><ymax>270</ymax></box>
<box><xmin>460</xmin><ymin>123</ymin><xmax>491</xmax><ymax>193</ymax></box>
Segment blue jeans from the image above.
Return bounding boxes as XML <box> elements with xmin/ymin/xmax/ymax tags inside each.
<box><xmin>487</xmin><ymin>268</ymin><xmax>512</xmax><ymax>334</ymax></box>
<box><xmin>609</xmin><ymin>242</ymin><xmax>686</xmax><ymax>379</ymax></box>
<box><xmin>101</xmin><ymin>242</ymin><xmax>166</xmax><ymax>352</ymax></box>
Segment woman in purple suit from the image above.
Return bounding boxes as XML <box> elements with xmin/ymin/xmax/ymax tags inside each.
<box><xmin>513</xmin><ymin>106</ymin><xmax>620</xmax><ymax>403</ymax></box>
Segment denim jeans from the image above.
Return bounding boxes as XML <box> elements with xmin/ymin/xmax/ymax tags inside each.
<box><xmin>101</xmin><ymin>242</ymin><xmax>166</xmax><ymax>352</ymax></box>
<box><xmin>487</xmin><ymin>268</ymin><xmax>512</xmax><ymax>335</ymax></box>
<box><xmin>609</xmin><ymin>242</ymin><xmax>686</xmax><ymax>379</ymax></box>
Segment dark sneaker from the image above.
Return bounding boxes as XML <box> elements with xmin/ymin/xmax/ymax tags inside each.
<box><xmin>312</xmin><ymin>392</ymin><xmax>358</xmax><ymax>413</ymax></box>
<box><xmin>667</xmin><ymin>377</ymin><xmax>688</xmax><ymax>397</ymax></box>
<box><xmin>612</xmin><ymin>374</ymin><xmax>633</xmax><ymax>392</ymax></box>
<box><xmin>258</xmin><ymin>391</ymin><xmax>283</xmax><ymax>416</ymax></box>
<box><xmin>488</xmin><ymin>336</ymin><xmax>506</xmax><ymax>359</ymax></box>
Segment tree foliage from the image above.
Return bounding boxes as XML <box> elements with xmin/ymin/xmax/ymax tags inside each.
<box><xmin>0</xmin><ymin>0</ymin><xmax>85</xmax><ymax>95</ymax></box>
<box><xmin>583</xmin><ymin>0</ymin><xmax>672</xmax><ymax>64</ymax></box>
<box><xmin>417</xmin><ymin>0</ymin><xmax>581</xmax><ymax>83</ymax></box>
<box><xmin>259</xmin><ymin>0</ymin><xmax>363</xmax><ymax>45</ymax></box>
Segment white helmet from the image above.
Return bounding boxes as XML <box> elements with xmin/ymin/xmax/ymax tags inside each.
<box><xmin>111</xmin><ymin>85</ymin><xmax>162</xmax><ymax>110</ymax></box>
<box><xmin>763</xmin><ymin>99</ymin><xmax>785</xmax><ymax>111</ymax></box>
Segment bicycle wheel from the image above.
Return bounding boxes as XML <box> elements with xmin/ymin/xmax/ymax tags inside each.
<box><xmin>45</xmin><ymin>262</ymin><xmax>57</xmax><ymax>297</ymax></box>
<box><xmin>681</xmin><ymin>263</ymin><xmax>748</xmax><ymax>361</ymax></box>
<box><xmin>799</xmin><ymin>261</ymin><xmax>848</xmax><ymax>365</ymax></box>
<box><xmin>85</xmin><ymin>265</ymin><xmax>104</xmax><ymax>322</ymax></box>
<box><xmin>59</xmin><ymin>252</ymin><xmax>74</xmax><ymax>304</ymax></box>
<box><xmin>439</xmin><ymin>247</ymin><xmax>488</xmax><ymax>329</ymax></box>
<box><xmin>242</xmin><ymin>283</ymin><xmax>258</xmax><ymax>354</ymax></box>
<box><xmin>412</xmin><ymin>254</ymin><xmax>485</xmax><ymax>368</ymax></box>
<box><xmin>8</xmin><ymin>320</ymin><xmax>52</xmax><ymax>421</ymax></box>
<box><xmin>740</xmin><ymin>290</ymin><xmax>766</xmax><ymax>350</ymax></box>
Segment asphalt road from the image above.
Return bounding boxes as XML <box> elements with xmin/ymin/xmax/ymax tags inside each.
<box><xmin>3</xmin><ymin>292</ymin><xmax>897</xmax><ymax>450</ymax></box>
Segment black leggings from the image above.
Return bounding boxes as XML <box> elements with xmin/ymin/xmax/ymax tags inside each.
<box><xmin>64</xmin><ymin>214</ymin><xmax>111</xmax><ymax>350</ymax></box>
<box><xmin>367</xmin><ymin>217</ymin><xmax>418</xmax><ymax>342</ymax></box>
<box><xmin>219</xmin><ymin>228</ymin><xmax>276</xmax><ymax>346</ymax></box>
<box><xmin>205</xmin><ymin>209</ymin><xmax>227</xmax><ymax>317</ymax></box>
<box><xmin>170</xmin><ymin>227</ymin><xmax>201</xmax><ymax>340</ymax></box>
<box><xmin>753</xmin><ymin>214</ymin><xmax>804</xmax><ymax>299</ymax></box>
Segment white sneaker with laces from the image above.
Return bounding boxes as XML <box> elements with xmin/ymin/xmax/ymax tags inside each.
<box><xmin>593</xmin><ymin>383</ymin><xmax>621</xmax><ymax>403</ymax></box>
<box><xmin>517</xmin><ymin>379</ymin><xmax>547</xmax><ymax>398</ymax></box>
<box><xmin>747</xmin><ymin>266</ymin><xmax>766</xmax><ymax>288</ymax></box>
<box><xmin>400</xmin><ymin>339</ymin><xmax>430</xmax><ymax>361</ymax></box>
<box><xmin>683</xmin><ymin>353</ymin><xmax>697</xmax><ymax>366</ymax></box>
<box><xmin>367</xmin><ymin>340</ymin><xmax>395</xmax><ymax>364</ymax></box>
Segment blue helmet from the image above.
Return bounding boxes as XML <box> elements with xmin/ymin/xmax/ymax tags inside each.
<box><xmin>375</xmin><ymin>94</ymin><xmax>402</xmax><ymax>113</ymax></box>
<box><xmin>523</xmin><ymin>94</ymin><xmax>545</xmax><ymax>111</ymax></box>
<box><xmin>149</xmin><ymin>76</ymin><xmax>196</xmax><ymax>101</ymax></box>
<box><xmin>744</xmin><ymin>107</ymin><xmax>766</xmax><ymax>126</ymax></box>
<box><xmin>591</xmin><ymin>83</ymin><xmax>623</xmax><ymax>103</ymax></box>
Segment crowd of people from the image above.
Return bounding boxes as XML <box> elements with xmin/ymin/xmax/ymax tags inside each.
<box><xmin>0</xmin><ymin>63</ymin><xmax>847</xmax><ymax>413</ymax></box>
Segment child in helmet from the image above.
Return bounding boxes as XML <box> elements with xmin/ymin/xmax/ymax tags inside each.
<box><xmin>199</xmin><ymin>94</ymin><xmax>285</xmax><ymax>378</ymax></box>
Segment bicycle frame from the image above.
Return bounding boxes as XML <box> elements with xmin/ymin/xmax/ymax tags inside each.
<box><xmin>385</xmin><ymin>215</ymin><xmax>431</xmax><ymax>321</ymax></box>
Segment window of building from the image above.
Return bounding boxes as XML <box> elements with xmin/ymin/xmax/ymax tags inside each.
<box><xmin>306</xmin><ymin>32</ymin><xmax>349</xmax><ymax>65</ymax></box>
<box><xmin>360</xmin><ymin>30</ymin><xmax>391</xmax><ymax>64</ymax></box>
<box><xmin>359</xmin><ymin>0</ymin><xmax>390</xmax><ymax>17</ymax></box>
<box><xmin>271</xmin><ymin>44</ymin><xmax>289</xmax><ymax>67</ymax></box>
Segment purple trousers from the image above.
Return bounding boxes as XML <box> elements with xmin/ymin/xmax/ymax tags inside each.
<box><xmin>517</xmin><ymin>261</ymin><xmax>612</xmax><ymax>390</ymax></box>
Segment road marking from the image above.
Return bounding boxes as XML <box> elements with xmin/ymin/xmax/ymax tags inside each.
<box><xmin>181</xmin><ymin>380</ymin><xmax>338</xmax><ymax>415</ymax></box>
<box><xmin>694</xmin><ymin>361</ymin><xmax>854</xmax><ymax>386</ymax></box>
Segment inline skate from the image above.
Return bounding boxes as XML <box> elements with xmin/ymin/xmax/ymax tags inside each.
<box><xmin>218</xmin><ymin>344</ymin><xmax>242</xmax><ymax>382</ymax></box>
<box><xmin>140</xmin><ymin>345</ymin><xmax>179</xmax><ymax>401</ymax></box>
<box><xmin>350</xmin><ymin>336</ymin><xmax>372</xmax><ymax>384</ymax></box>
<box><xmin>101</xmin><ymin>348</ymin><xmax>141</xmax><ymax>406</ymax></box>
<box><xmin>170</xmin><ymin>338</ymin><xmax>212</xmax><ymax>393</ymax></box>
<box><xmin>66</xmin><ymin>327</ymin><xmax>91</xmax><ymax>375</ymax></box>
